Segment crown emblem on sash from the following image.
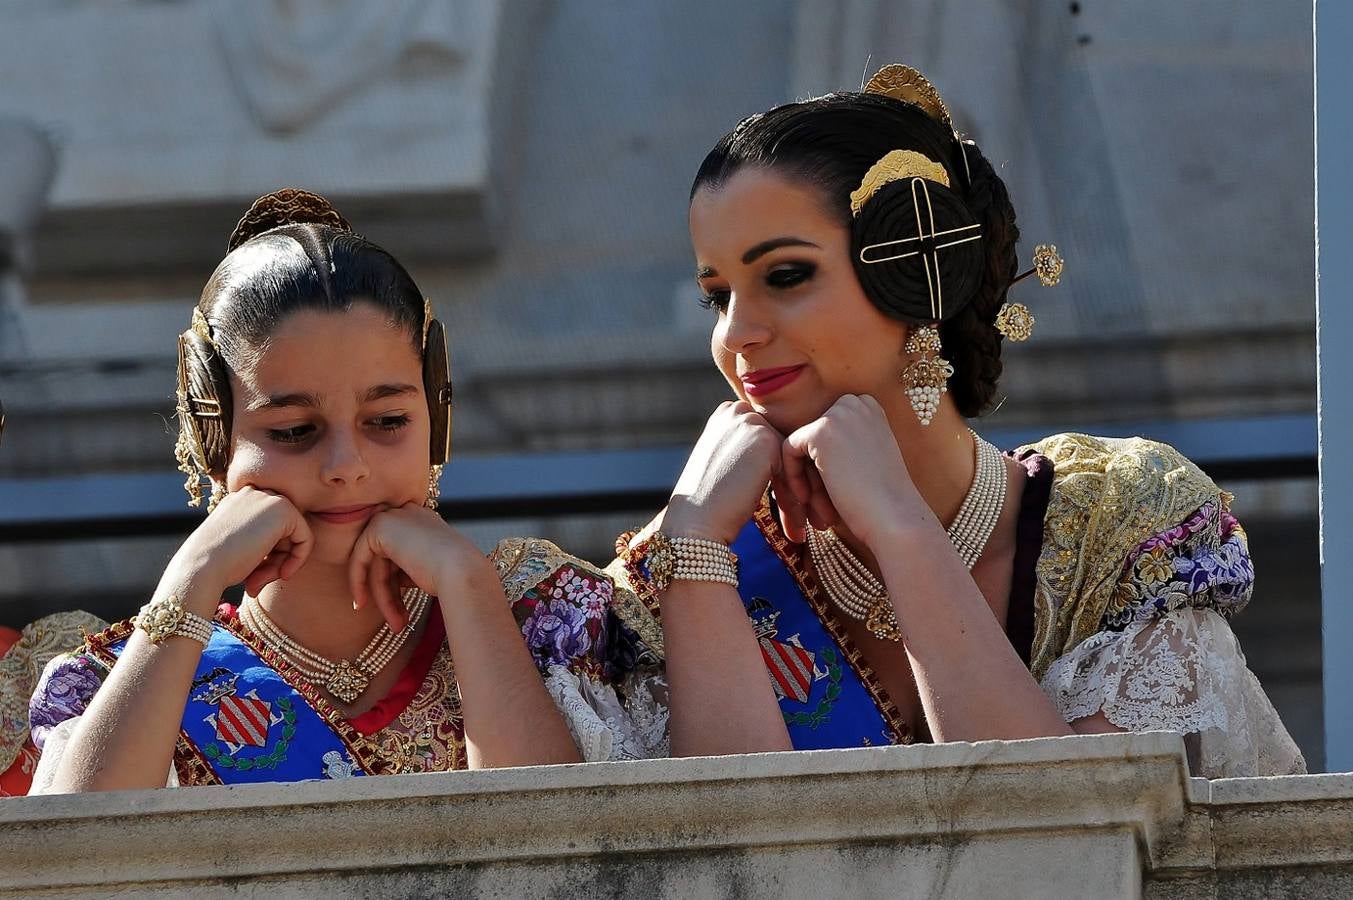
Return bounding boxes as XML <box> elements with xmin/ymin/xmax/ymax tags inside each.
<box><xmin>192</xmin><ymin>671</ymin><xmax>296</xmax><ymax>769</ymax></box>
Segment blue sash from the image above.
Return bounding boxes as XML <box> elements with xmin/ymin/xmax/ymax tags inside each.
<box><xmin>105</xmin><ymin>623</ymin><xmax>366</xmax><ymax>784</ymax></box>
<box><xmin>732</xmin><ymin>514</ymin><xmax>902</xmax><ymax>749</ymax></box>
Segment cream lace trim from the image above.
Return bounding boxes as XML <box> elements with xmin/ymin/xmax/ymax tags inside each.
<box><xmin>544</xmin><ymin>666</ymin><xmax>669</xmax><ymax>761</ymax></box>
<box><xmin>1040</xmin><ymin>608</ymin><xmax>1305</xmax><ymax>778</ymax></box>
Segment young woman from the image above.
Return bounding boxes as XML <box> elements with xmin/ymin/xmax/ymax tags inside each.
<box><xmin>601</xmin><ymin>65</ymin><xmax>1304</xmax><ymax>777</ymax></box>
<box><xmin>28</xmin><ymin>189</ymin><xmax>617</xmax><ymax>791</ymax></box>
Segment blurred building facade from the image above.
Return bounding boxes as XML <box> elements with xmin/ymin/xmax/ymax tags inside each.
<box><xmin>0</xmin><ymin>1</ymin><xmax>1320</xmax><ymax>761</ymax></box>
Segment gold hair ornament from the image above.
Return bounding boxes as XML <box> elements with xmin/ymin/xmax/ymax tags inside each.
<box><xmin>190</xmin><ymin>307</ymin><xmax>213</xmax><ymax>344</ymax></box>
<box><xmin>998</xmin><ymin>244</ymin><xmax>1065</xmax><ymax>342</ymax></box>
<box><xmin>865</xmin><ymin>64</ymin><xmax>952</xmax><ymax>128</ymax></box>
<box><xmin>864</xmin><ymin>63</ymin><xmax>972</xmax><ymax>187</ymax></box>
<box><xmin>850</xmin><ymin>150</ymin><xmax>950</xmax><ymax>215</ymax></box>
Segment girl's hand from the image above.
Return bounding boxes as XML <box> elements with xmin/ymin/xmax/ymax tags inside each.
<box><xmin>168</xmin><ymin>486</ymin><xmax>314</xmax><ymax>611</ymax></box>
<box><xmin>347</xmin><ymin>504</ymin><xmax>497</xmax><ymax>632</ymax></box>
<box><xmin>780</xmin><ymin>394</ymin><xmax>931</xmax><ymax>549</ymax></box>
<box><xmin>661</xmin><ymin>401</ymin><xmax>794</xmax><ymax>545</ymax></box>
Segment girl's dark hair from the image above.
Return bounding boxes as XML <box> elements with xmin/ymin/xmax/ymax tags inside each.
<box><xmin>177</xmin><ymin>190</ymin><xmax>428</xmax><ymax>479</ymax></box>
<box><xmin>691</xmin><ymin>92</ymin><xmax>1020</xmax><ymax>416</ymax></box>
<box><xmin>198</xmin><ymin>223</ymin><xmax>425</xmax><ymax>373</ymax></box>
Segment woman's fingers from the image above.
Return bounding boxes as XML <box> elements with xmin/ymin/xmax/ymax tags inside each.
<box><xmin>779</xmin><ymin>425</ymin><xmax>816</xmax><ymax>509</ymax></box>
<box><xmin>783</xmin><ymin>420</ymin><xmax>841</xmax><ymax>533</ymax></box>
<box><xmin>772</xmin><ymin>473</ymin><xmax>808</xmax><ymax>544</ymax></box>
<box><xmin>804</xmin><ymin>464</ymin><xmax>840</xmax><ymax>530</ymax></box>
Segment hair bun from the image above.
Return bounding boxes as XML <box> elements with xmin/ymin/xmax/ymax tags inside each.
<box><xmin>227</xmin><ymin>188</ymin><xmax>353</xmax><ymax>252</ymax></box>
<box><xmin>851</xmin><ymin>178</ymin><xmax>985</xmax><ymax>322</ymax></box>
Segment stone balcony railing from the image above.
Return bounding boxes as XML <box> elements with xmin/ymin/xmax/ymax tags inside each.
<box><xmin>1</xmin><ymin>733</ymin><xmax>1350</xmax><ymax>899</ymax></box>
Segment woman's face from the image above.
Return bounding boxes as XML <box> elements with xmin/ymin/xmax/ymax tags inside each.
<box><xmin>225</xmin><ymin>303</ymin><xmax>431</xmax><ymax>564</ymax></box>
<box><xmin>690</xmin><ymin>167</ymin><xmax>910</xmax><ymax>435</ymax></box>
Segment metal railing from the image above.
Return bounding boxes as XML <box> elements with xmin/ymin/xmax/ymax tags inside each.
<box><xmin>0</xmin><ymin>413</ymin><xmax>1316</xmax><ymax>544</ymax></box>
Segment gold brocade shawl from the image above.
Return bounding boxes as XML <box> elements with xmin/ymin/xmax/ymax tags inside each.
<box><xmin>0</xmin><ymin>611</ymin><xmax>108</xmax><ymax>772</ymax></box>
<box><xmin>1021</xmin><ymin>433</ymin><xmax>1226</xmax><ymax>680</ymax></box>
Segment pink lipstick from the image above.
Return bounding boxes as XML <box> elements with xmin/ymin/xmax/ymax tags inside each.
<box><xmin>741</xmin><ymin>364</ymin><xmax>806</xmax><ymax>398</ymax></box>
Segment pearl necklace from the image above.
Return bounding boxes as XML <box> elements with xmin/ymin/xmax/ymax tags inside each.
<box><xmin>239</xmin><ymin>588</ymin><xmax>431</xmax><ymax>704</ymax></box>
<box><xmin>806</xmin><ymin>431</ymin><xmax>1008</xmax><ymax>642</ymax></box>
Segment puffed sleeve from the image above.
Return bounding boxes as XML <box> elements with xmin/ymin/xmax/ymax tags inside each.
<box><xmin>492</xmin><ymin>538</ymin><xmax>668</xmax><ymax>761</ymax></box>
<box><xmin>1038</xmin><ymin>503</ymin><xmax>1306</xmax><ymax>777</ymax></box>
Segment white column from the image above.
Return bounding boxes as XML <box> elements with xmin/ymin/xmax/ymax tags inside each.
<box><xmin>1317</xmin><ymin>0</ymin><xmax>1353</xmax><ymax>774</ymax></box>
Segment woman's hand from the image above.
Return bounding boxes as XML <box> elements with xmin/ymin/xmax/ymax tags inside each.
<box><xmin>661</xmin><ymin>400</ymin><xmax>792</xmax><ymax>545</ymax></box>
<box><xmin>347</xmin><ymin>504</ymin><xmax>497</xmax><ymax>632</ymax></box>
<box><xmin>781</xmin><ymin>394</ymin><xmax>932</xmax><ymax>549</ymax></box>
<box><xmin>167</xmin><ymin>486</ymin><xmax>314</xmax><ymax>612</ymax></box>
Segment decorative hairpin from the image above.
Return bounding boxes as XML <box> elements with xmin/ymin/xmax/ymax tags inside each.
<box><xmin>190</xmin><ymin>307</ymin><xmax>214</xmax><ymax>344</ymax></box>
<box><xmin>864</xmin><ymin>64</ymin><xmax>972</xmax><ymax>187</ymax></box>
<box><xmin>997</xmin><ymin>244</ymin><xmax>1065</xmax><ymax>342</ymax></box>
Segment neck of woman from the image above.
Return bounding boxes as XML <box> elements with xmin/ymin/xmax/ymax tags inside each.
<box><xmin>831</xmin><ymin>392</ymin><xmax>976</xmax><ymax>572</ymax></box>
<box><xmin>250</xmin><ymin>560</ymin><xmax>392</xmax><ymax>663</ymax></box>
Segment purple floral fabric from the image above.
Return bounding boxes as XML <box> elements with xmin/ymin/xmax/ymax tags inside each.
<box><xmin>29</xmin><ymin>653</ymin><xmax>106</xmax><ymax>750</ymax></box>
<box><xmin>513</xmin><ymin>564</ymin><xmax>610</xmax><ymax>677</ymax></box>
<box><xmin>1105</xmin><ymin>502</ymin><xmax>1255</xmax><ymax>631</ymax></box>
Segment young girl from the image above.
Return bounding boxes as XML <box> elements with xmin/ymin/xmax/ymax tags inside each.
<box><xmin>28</xmin><ymin>190</ymin><xmax>615</xmax><ymax>790</ymax></box>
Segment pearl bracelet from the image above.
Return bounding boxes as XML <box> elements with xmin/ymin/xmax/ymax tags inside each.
<box><xmin>134</xmin><ymin>594</ymin><xmax>214</xmax><ymax>647</ymax></box>
<box><xmin>670</xmin><ymin>535</ymin><xmax>739</xmax><ymax>587</ymax></box>
<box><xmin>616</xmin><ymin>530</ymin><xmax>739</xmax><ymax>601</ymax></box>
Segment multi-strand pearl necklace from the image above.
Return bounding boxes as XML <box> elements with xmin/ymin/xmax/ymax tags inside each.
<box><xmin>806</xmin><ymin>431</ymin><xmax>1008</xmax><ymax>642</ymax></box>
<box><xmin>239</xmin><ymin>588</ymin><xmax>431</xmax><ymax>704</ymax></box>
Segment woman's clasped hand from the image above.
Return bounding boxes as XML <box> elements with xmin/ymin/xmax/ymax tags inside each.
<box><xmin>665</xmin><ymin>395</ymin><xmax>933</xmax><ymax>551</ymax></box>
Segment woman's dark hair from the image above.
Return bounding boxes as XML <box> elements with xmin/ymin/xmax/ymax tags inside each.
<box><xmin>691</xmin><ymin>92</ymin><xmax>1020</xmax><ymax>416</ymax></box>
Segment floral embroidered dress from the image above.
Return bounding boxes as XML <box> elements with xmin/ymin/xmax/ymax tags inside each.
<box><xmin>596</xmin><ymin>433</ymin><xmax>1306</xmax><ymax>778</ymax></box>
<box><xmin>0</xmin><ymin>611</ymin><xmax>107</xmax><ymax>796</ymax></box>
<box><xmin>27</xmin><ymin>540</ymin><xmax>630</xmax><ymax>789</ymax></box>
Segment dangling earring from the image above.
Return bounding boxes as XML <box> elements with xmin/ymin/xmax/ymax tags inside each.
<box><xmin>205</xmin><ymin>479</ymin><xmax>228</xmax><ymax>513</ymax></box>
<box><xmin>425</xmin><ymin>464</ymin><xmax>443</xmax><ymax>511</ymax></box>
<box><xmin>901</xmin><ymin>323</ymin><xmax>954</xmax><ymax>426</ymax></box>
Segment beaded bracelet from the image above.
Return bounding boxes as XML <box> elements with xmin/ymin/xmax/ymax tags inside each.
<box><xmin>134</xmin><ymin>595</ymin><xmax>213</xmax><ymax>647</ymax></box>
<box><xmin>616</xmin><ymin>530</ymin><xmax>739</xmax><ymax>603</ymax></box>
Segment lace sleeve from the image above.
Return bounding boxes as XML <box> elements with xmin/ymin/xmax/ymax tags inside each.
<box><xmin>1040</xmin><ymin>606</ymin><xmax>1306</xmax><ymax>778</ymax></box>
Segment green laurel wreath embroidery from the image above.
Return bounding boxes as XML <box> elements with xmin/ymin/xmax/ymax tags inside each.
<box><xmin>203</xmin><ymin>697</ymin><xmax>297</xmax><ymax>771</ymax></box>
<box><xmin>782</xmin><ymin>647</ymin><xmax>842</xmax><ymax>730</ymax></box>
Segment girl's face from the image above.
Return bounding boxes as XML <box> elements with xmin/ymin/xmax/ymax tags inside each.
<box><xmin>689</xmin><ymin>168</ymin><xmax>911</xmax><ymax>436</ymax></box>
<box><xmin>225</xmin><ymin>303</ymin><xmax>431</xmax><ymax>564</ymax></box>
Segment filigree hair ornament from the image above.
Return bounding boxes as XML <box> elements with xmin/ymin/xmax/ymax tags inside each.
<box><xmin>997</xmin><ymin>244</ymin><xmax>1065</xmax><ymax>342</ymax></box>
<box><xmin>864</xmin><ymin>63</ymin><xmax>973</xmax><ymax>189</ymax></box>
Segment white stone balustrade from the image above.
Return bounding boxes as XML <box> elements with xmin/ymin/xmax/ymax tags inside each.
<box><xmin>1</xmin><ymin>732</ymin><xmax>1348</xmax><ymax>898</ymax></box>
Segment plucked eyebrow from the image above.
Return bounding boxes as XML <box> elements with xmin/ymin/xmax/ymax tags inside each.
<box><xmin>741</xmin><ymin>236</ymin><xmax>819</xmax><ymax>264</ymax></box>
<box><xmin>247</xmin><ymin>383</ymin><xmax>418</xmax><ymax>413</ymax></box>
<box><xmin>696</xmin><ymin>236</ymin><xmax>822</xmax><ymax>279</ymax></box>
